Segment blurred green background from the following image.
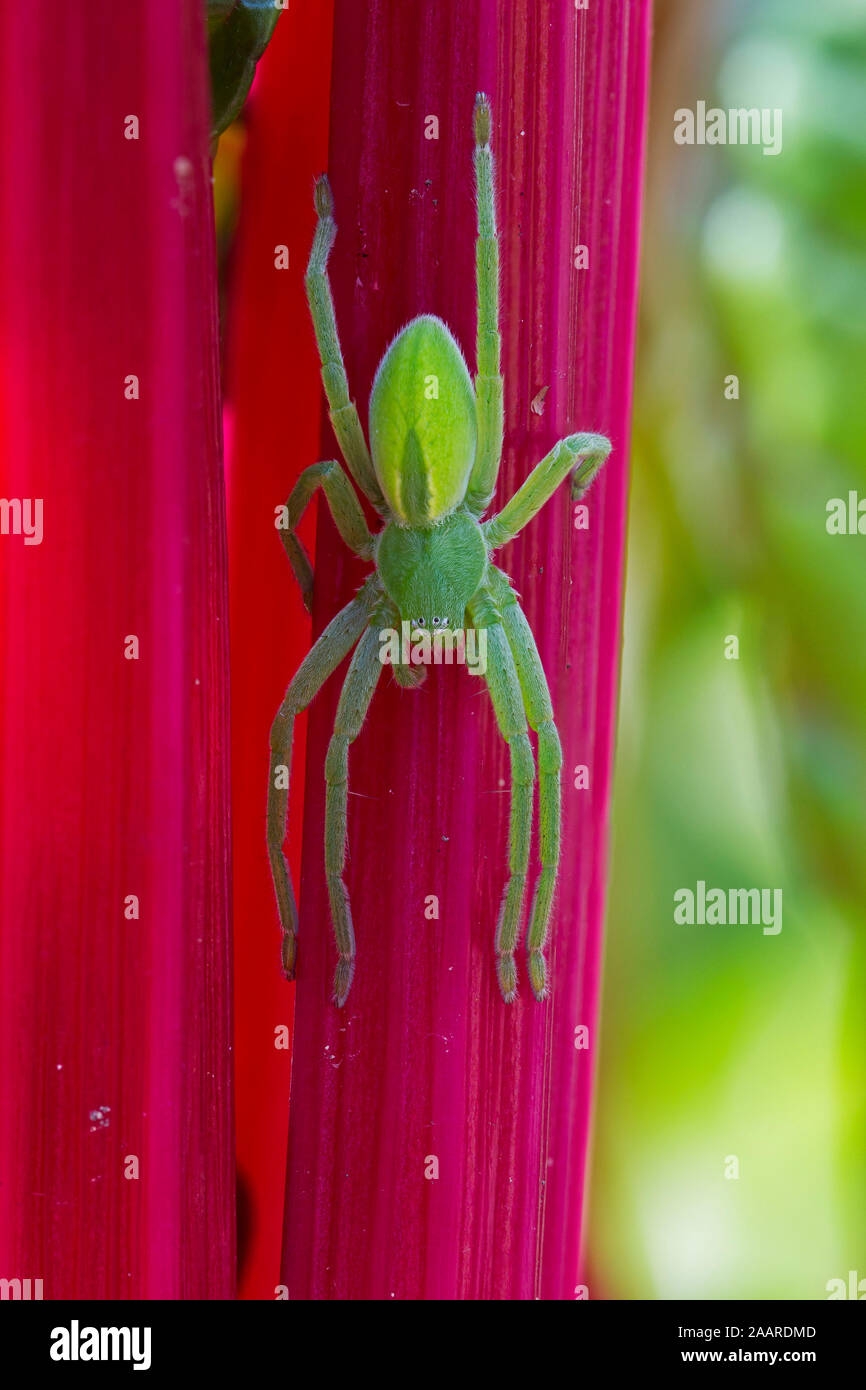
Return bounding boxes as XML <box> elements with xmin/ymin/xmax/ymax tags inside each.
<box><xmin>587</xmin><ymin>0</ymin><xmax>866</xmax><ymax>1298</ymax></box>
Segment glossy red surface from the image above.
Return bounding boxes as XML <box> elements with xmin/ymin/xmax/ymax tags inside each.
<box><xmin>0</xmin><ymin>1</ymin><xmax>233</xmax><ymax>1298</ymax></box>
<box><xmin>226</xmin><ymin>3</ymin><xmax>335</xmax><ymax>1300</ymax></box>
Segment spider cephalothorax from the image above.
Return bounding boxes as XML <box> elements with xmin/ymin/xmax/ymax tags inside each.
<box><xmin>268</xmin><ymin>94</ymin><xmax>611</xmax><ymax>1006</ymax></box>
<box><xmin>376</xmin><ymin>512</ymin><xmax>487</xmax><ymax>634</ymax></box>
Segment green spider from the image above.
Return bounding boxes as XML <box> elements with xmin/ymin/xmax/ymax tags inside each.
<box><xmin>268</xmin><ymin>94</ymin><xmax>611</xmax><ymax>1007</ymax></box>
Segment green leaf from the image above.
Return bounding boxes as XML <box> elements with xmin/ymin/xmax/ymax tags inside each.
<box><xmin>207</xmin><ymin>1</ymin><xmax>283</xmax><ymax>144</ymax></box>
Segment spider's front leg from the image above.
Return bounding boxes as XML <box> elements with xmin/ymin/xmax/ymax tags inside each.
<box><xmin>305</xmin><ymin>177</ymin><xmax>388</xmax><ymax>514</ymax></box>
<box><xmin>278</xmin><ymin>459</ymin><xmax>375</xmax><ymax>613</ymax></box>
<box><xmin>267</xmin><ymin>580</ymin><xmax>379</xmax><ymax>980</ymax></box>
<box><xmin>467</xmin><ymin>589</ymin><xmax>535</xmax><ymax>1002</ymax></box>
<box><xmin>324</xmin><ymin>625</ymin><xmax>383</xmax><ymax>1005</ymax></box>
<box><xmin>483</xmin><ymin>432</ymin><xmax>612</xmax><ymax>549</ymax></box>
<box><xmin>466</xmin><ymin>92</ymin><xmax>504</xmax><ymax>517</ymax></box>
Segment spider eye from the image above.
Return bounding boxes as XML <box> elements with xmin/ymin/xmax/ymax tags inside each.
<box><xmin>432</xmin><ymin>616</ymin><xmax>441</xmax><ymax>627</ymax></box>
<box><xmin>411</xmin><ymin>617</ymin><xmax>425</xmax><ymax>629</ymax></box>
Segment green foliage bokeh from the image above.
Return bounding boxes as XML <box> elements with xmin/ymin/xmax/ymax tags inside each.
<box><xmin>589</xmin><ymin>0</ymin><xmax>866</xmax><ymax>1299</ymax></box>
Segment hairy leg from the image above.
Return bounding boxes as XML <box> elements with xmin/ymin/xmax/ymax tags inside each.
<box><xmin>488</xmin><ymin>567</ymin><xmax>562</xmax><ymax>999</ymax></box>
<box><xmin>483</xmin><ymin>432</ymin><xmax>611</xmax><ymax>550</ymax></box>
<box><xmin>466</xmin><ymin>93</ymin><xmax>504</xmax><ymax>516</ymax></box>
<box><xmin>305</xmin><ymin>177</ymin><xmax>388</xmax><ymax>513</ymax></box>
<box><xmin>267</xmin><ymin>580</ymin><xmax>379</xmax><ymax>979</ymax></box>
<box><xmin>278</xmin><ymin>459</ymin><xmax>375</xmax><ymax>612</ymax></box>
<box><xmin>324</xmin><ymin>626</ymin><xmax>383</xmax><ymax>1005</ymax></box>
<box><xmin>467</xmin><ymin>588</ymin><xmax>535</xmax><ymax>1001</ymax></box>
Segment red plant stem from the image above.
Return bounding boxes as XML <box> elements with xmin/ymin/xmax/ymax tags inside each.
<box><xmin>0</xmin><ymin>1</ymin><xmax>233</xmax><ymax>1298</ymax></box>
<box><xmin>279</xmin><ymin>0</ymin><xmax>652</xmax><ymax>1299</ymax></box>
<box><xmin>226</xmin><ymin>4</ymin><xmax>335</xmax><ymax>1299</ymax></box>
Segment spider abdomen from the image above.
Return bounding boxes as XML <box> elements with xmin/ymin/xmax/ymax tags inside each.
<box><xmin>368</xmin><ymin>314</ymin><xmax>476</xmax><ymax>526</ymax></box>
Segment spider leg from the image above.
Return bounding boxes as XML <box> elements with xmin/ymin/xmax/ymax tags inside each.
<box><xmin>324</xmin><ymin>625</ymin><xmax>383</xmax><ymax>1005</ymax></box>
<box><xmin>488</xmin><ymin>566</ymin><xmax>561</xmax><ymax>1000</ymax></box>
<box><xmin>278</xmin><ymin>459</ymin><xmax>376</xmax><ymax>613</ymax></box>
<box><xmin>466</xmin><ymin>93</ymin><xmax>504</xmax><ymax>517</ymax></box>
<box><xmin>467</xmin><ymin>588</ymin><xmax>535</xmax><ymax>1002</ymax></box>
<box><xmin>483</xmin><ymin>432</ymin><xmax>611</xmax><ymax>550</ymax></box>
<box><xmin>305</xmin><ymin>177</ymin><xmax>388</xmax><ymax>514</ymax></box>
<box><xmin>267</xmin><ymin>579</ymin><xmax>380</xmax><ymax>981</ymax></box>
